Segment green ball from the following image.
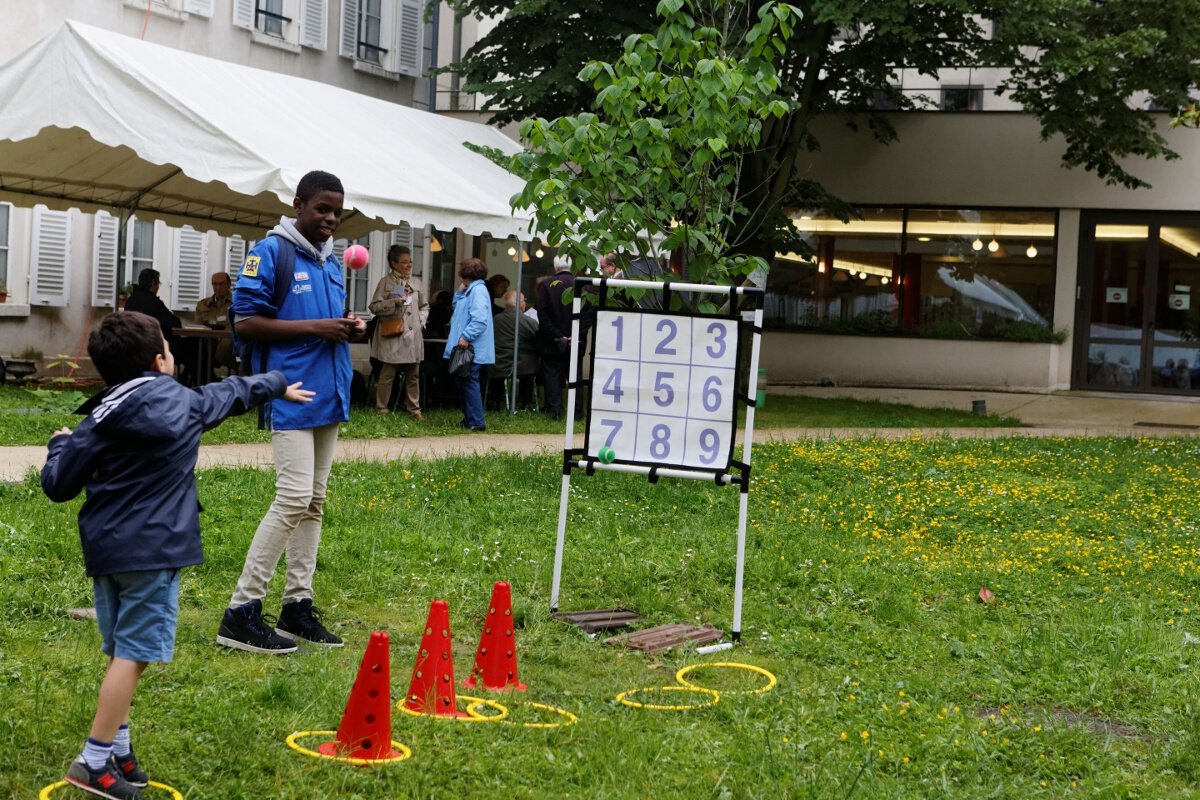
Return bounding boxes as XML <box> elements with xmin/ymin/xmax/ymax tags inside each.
<box><xmin>598</xmin><ymin>446</ymin><xmax>616</xmax><ymax>464</ymax></box>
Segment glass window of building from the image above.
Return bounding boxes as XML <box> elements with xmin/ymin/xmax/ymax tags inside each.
<box><xmin>772</xmin><ymin>207</ymin><xmax>1057</xmax><ymax>340</ymax></box>
<box><xmin>0</xmin><ymin>203</ymin><xmax>9</xmax><ymax>291</ymax></box>
<box><xmin>126</xmin><ymin>218</ymin><xmax>155</xmax><ymax>286</ymax></box>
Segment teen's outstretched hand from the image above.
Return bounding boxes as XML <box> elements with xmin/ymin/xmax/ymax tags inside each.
<box><xmin>283</xmin><ymin>382</ymin><xmax>316</xmax><ymax>403</ymax></box>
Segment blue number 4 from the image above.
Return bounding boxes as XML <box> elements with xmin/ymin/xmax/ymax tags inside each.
<box><xmin>602</xmin><ymin>368</ymin><xmax>624</xmax><ymax>403</ymax></box>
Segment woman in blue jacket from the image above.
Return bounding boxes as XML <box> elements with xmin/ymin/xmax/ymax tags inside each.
<box><xmin>444</xmin><ymin>258</ymin><xmax>495</xmax><ymax>431</ymax></box>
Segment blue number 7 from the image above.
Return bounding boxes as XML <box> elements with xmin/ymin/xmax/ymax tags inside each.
<box><xmin>599</xmin><ymin>418</ymin><xmax>622</xmax><ymax>448</ymax></box>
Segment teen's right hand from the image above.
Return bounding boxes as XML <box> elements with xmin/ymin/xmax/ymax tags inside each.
<box><xmin>311</xmin><ymin>317</ymin><xmax>360</xmax><ymax>343</ymax></box>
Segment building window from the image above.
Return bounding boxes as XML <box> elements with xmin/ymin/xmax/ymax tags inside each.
<box><xmin>0</xmin><ymin>204</ymin><xmax>9</xmax><ymax>292</ymax></box>
<box><xmin>770</xmin><ymin>208</ymin><xmax>1057</xmax><ymax>340</ymax></box>
<box><xmin>340</xmin><ymin>0</ymin><xmax>424</xmax><ymax>77</ymax></box>
<box><xmin>941</xmin><ymin>85</ymin><xmax>983</xmax><ymax>111</ymax></box>
<box><xmin>257</xmin><ymin>0</ymin><xmax>288</xmax><ymax>37</ymax></box>
<box><xmin>126</xmin><ymin>219</ymin><xmax>155</xmax><ymax>288</ymax></box>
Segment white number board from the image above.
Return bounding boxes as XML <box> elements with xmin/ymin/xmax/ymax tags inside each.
<box><xmin>587</xmin><ymin>310</ymin><xmax>740</xmax><ymax>470</ymax></box>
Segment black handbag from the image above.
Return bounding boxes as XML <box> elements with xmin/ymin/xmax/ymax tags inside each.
<box><xmin>448</xmin><ymin>343</ymin><xmax>474</xmax><ymax>377</ymax></box>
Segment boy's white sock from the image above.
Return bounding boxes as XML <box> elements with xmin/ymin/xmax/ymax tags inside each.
<box><xmin>81</xmin><ymin>737</ymin><xmax>113</xmax><ymax>771</ymax></box>
<box><xmin>113</xmin><ymin>724</ymin><xmax>131</xmax><ymax>757</ymax></box>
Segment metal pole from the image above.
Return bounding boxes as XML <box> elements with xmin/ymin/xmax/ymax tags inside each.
<box><xmin>731</xmin><ymin>305</ymin><xmax>764</xmax><ymax>642</ymax></box>
<box><xmin>550</xmin><ymin>293</ymin><xmax>584</xmax><ymax>612</ymax></box>
<box><xmin>510</xmin><ymin>242</ymin><xmax>524</xmax><ymax>414</ymax></box>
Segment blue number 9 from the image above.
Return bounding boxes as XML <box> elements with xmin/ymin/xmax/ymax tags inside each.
<box><xmin>698</xmin><ymin>429</ymin><xmax>721</xmax><ymax>464</ymax></box>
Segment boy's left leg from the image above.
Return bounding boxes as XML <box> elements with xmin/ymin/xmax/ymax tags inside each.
<box><xmin>276</xmin><ymin>423</ymin><xmax>343</xmax><ymax>647</ymax></box>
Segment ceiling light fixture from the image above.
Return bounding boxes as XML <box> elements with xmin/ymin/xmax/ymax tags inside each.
<box><xmin>987</xmin><ymin>238</ymin><xmax>1000</xmax><ymax>253</ymax></box>
<box><xmin>1026</xmin><ymin>244</ymin><xmax>1038</xmax><ymax>258</ymax></box>
<box><xmin>972</xmin><ymin>238</ymin><xmax>984</xmax><ymax>251</ymax></box>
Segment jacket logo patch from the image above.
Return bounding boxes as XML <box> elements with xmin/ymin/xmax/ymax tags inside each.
<box><xmin>242</xmin><ymin>256</ymin><xmax>261</xmax><ymax>277</ymax></box>
<box><xmin>292</xmin><ymin>284</ymin><xmax>313</xmax><ymax>294</ymax></box>
<box><xmin>294</xmin><ymin>271</ymin><xmax>309</xmax><ymax>281</ymax></box>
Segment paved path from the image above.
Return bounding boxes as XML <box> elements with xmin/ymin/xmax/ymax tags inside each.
<box><xmin>5</xmin><ymin>417</ymin><xmax>1197</xmax><ymax>483</ymax></box>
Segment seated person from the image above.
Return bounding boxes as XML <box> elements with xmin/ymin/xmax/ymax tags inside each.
<box><xmin>195</xmin><ymin>271</ymin><xmax>237</xmax><ymax>377</ymax></box>
<box><xmin>488</xmin><ymin>290</ymin><xmax>540</xmax><ymax>410</ymax></box>
<box><xmin>487</xmin><ymin>274</ymin><xmax>511</xmax><ymax>316</ymax></box>
<box><xmin>124</xmin><ymin>268</ymin><xmax>198</xmax><ymax>384</ymax></box>
<box><xmin>424</xmin><ymin>290</ymin><xmax>453</xmax><ymax>339</ymax></box>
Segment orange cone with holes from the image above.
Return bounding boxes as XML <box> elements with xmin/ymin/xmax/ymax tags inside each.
<box><xmin>464</xmin><ymin>581</ymin><xmax>527</xmax><ymax>692</ymax></box>
<box><xmin>318</xmin><ymin>631</ymin><xmax>401</xmax><ymax>759</ymax></box>
<box><xmin>403</xmin><ymin>600</ymin><xmax>469</xmax><ymax>717</ymax></box>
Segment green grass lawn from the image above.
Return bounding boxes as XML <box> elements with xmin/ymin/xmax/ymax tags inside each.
<box><xmin>2</xmin><ymin>436</ymin><xmax>1199</xmax><ymax>798</ymax></box>
<box><xmin>0</xmin><ymin>384</ymin><xmax>1019</xmax><ymax>446</ymax></box>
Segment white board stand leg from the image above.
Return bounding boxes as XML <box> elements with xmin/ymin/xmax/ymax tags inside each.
<box><xmin>550</xmin><ymin>295</ymin><xmax>584</xmax><ymax>613</ymax></box>
<box><xmin>732</xmin><ymin>307</ymin><xmax>764</xmax><ymax>642</ymax></box>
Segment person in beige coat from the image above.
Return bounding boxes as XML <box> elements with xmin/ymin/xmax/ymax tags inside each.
<box><xmin>368</xmin><ymin>245</ymin><xmax>428</xmax><ymax>417</ymax></box>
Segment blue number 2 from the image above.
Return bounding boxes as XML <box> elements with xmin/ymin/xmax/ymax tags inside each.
<box><xmin>655</xmin><ymin>319</ymin><xmax>677</xmax><ymax>355</ymax></box>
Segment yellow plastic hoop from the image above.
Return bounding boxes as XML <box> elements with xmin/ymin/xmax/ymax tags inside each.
<box><xmin>40</xmin><ymin>779</ymin><xmax>184</xmax><ymax>800</ymax></box>
<box><xmin>396</xmin><ymin>694</ymin><xmax>509</xmax><ymax>722</ymax></box>
<box><xmin>675</xmin><ymin>662</ymin><xmax>778</xmax><ymax>696</ymax></box>
<box><xmin>464</xmin><ymin>699</ymin><xmax>580</xmax><ymax>729</ymax></box>
<box><xmin>616</xmin><ymin>685</ymin><xmax>720</xmax><ymax>711</ymax></box>
<box><xmin>285</xmin><ymin>730</ymin><xmax>412</xmax><ymax>765</ymax></box>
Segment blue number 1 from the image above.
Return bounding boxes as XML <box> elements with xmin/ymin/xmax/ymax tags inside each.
<box><xmin>611</xmin><ymin>316</ymin><xmax>624</xmax><ymax>351</ymax></box>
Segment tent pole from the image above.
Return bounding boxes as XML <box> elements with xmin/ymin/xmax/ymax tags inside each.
<box><xmin>510</xmin><ymin>241</ymin><xmax>524</xmax><ymax>414</ymax></box>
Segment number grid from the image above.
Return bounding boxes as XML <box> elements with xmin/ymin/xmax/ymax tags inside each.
<box><xmin>585</xmin><ymin>309</ymin><xmax>741</xmax><ymax>472</ymax></box>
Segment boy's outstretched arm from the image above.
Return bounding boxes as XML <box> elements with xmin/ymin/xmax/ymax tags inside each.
<box><xmin>197</xmin><ymin>370</ymin><xmax>290</xmax><ymax>430</ymax></box>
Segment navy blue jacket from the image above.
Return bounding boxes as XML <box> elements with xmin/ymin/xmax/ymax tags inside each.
<box><xmin>41</xmin><ymin>371</ymin><xmax>287</xmax><ymax>577</ymax></box>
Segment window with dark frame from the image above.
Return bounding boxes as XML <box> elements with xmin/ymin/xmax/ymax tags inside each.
<box><xmin>358</xmin><ymin>0</ymin><xmax>386</xmax><ymax>65</ymax></box>
<box><xmin>941</xmin><ymin>85</ymin><xmax>984</xmax><ymax>111</ymax></box>
<box><xmin>255</xmin><ymin>0</ymin><xmax>290</xmax><ymax>38</ymax></box>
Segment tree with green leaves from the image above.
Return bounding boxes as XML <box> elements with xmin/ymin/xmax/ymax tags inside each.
<box><xmin>511</xmin><ymin>0</ymin><xmax>799</xmax><ymax>292</ymax></box>
<box><xmin>450</xmin><ymin>0</ymin><xmax>1200</xmax><ymax>273</ymax></box>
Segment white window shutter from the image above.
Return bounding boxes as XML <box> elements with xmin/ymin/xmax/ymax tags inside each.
<box><xmin>300</xmin><ymin>0</ymin><xmax>328</xmax><ymax>49</ymax></box>
<box><xmin>91</xmin><ymin>211</ymin><xmax>119</xmax><ymax>308</ymax></box>
<box><xmin>340</xmin><ymin>0</ymin><xmax>359</xmax><ymax>57</ymax></box>
<box><xmin>233</xmin><ymin>0</ymin><xmax>254</xmax><ymax>29</ymax></box>
<box><xmin>333</xmin><ymin>238</ymin><xmax>348</xmax><ymax>262</ymax></box>
<box><xmin>31</xmin><ymin>207</ymin><xmax>71</xmax><ymax>307</ymax></box>
<box><xmin>390</xmin><ymin>225</ymin><xmax>412</xmax><ymax>248</ymax></box>
<box><xmin>226</xmin><ymin>236</ymin><xmax>247</xmax><ymax>283</ymax></box>
<box><xmin>394</xmin><ymin>0</ymin><xmax>425</xmax><ymax>76</ymax></box>
<box><xmin>185</xmin><ymin>0</ymin><xmax>214</xmax><ymax>17</ymax></box>
<box><xmin>171</xmin><ymin>227</ymin><xmax>208</xmax><ymax>310</ymax></box>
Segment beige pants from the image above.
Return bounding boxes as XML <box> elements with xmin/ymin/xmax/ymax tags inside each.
<box><xmin>229</xmin><ymin>423</ymin><xmax>339</xmax><ymax>608</ymax></box>
<box><xmin>375</xmin><ymin>362</ymin><xmax>421</xmax><ymax>414</ymax></box>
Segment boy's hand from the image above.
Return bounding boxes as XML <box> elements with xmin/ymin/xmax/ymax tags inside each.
<box><xmin>283</xmin><ymin>382</ymin><xmax>315</xmax><ymax>403</ymax></box>
<box><xmin>50</xmin><ymin>427</ymin><xmax>72</xmax><ymax>440</ymax></box>
<box><xmin>344</xmin><ymin>310</ymin><xmax>368</xmax><ymax>335</ymax></box>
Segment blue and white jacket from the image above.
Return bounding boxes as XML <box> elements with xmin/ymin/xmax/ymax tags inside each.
<box><xmin>41</xmin><ymin>371</ymin><xmax>287</xmax><ymax>577</ymax></box>
<box><xmin>232</xmin><ymin>222</ymin><xmax>352</xmax><ymax>430</ymax></box>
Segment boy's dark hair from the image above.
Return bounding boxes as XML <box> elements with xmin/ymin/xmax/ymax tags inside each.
<box><xmin>136</xmin><ymin>268</ymin><xmax>160</xmax><ymax>290</ymax></box>
<box><xmin>458</xmin><ymin>258</ymin><xmax>488</xmax><ymax>282</ymax></box>
<box><xmin>387</xmin><ymin>245</ymin><xmax>411</xmax><ymax>265</ymax></box>
<box><xmin>89</xmin><ymin>312</ymin><xmax>164</xmax><ymax>385</ymax></box>
<box><xmin>296</xmin><ymin>170</ymin><xmax>344</xmax><ymax>202</ymax></box>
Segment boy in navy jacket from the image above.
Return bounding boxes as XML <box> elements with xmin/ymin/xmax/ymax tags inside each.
<box><xmin>41</xmin><ymin>311</ymin><xmax>312</xmax><ymax>799</ymax></box>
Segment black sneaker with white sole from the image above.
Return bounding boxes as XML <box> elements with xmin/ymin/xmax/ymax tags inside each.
<box><xmin>215</xmin><ymin>599</ymin><xmax>298</xmax><ymax>654</ymax></box>
<box><xmin>275</xmin><ymin>598</ymin><xmax>344</xmax><ymax>647</ymax></box>
<box><xmin>65</xmin><ymin>757</ymin><xmax>141</xmax><ymax>800</ymax></box>
<box><xmin>112</xmin><ymin>751</ymin><xmax>148</xmax><ymax>788</ymax></box>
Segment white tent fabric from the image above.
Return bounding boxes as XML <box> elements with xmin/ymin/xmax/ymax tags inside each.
<box><xmin>0</xmin><ymin>20</ymin><xmax>530</xmax><ymax>239</ymax></box>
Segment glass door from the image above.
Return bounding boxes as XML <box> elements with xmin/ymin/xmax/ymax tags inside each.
<box><xmin>1077</xmin><ymin>215</ymin><xmax>1200</xmax><ymax>394</ymax></box>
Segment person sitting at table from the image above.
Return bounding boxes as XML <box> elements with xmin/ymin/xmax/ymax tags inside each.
<box><xmin>488</xmin><ymin>290</ymin><xmax>540</xmax><ymax>411</ymax></box>
<box><xmin>195</xmin><ymin>271</ymin><xmax>237</xmax><ymax>378</ymax></box>
<box><xmin>425</xmin><ymin>290</ymin><xmax>453</xmax><ymax>339</ymax></box>
<box><xmin>124</xmin><ymin>268</ymin><xmax>196</xmax><ymax>383</ymax></box>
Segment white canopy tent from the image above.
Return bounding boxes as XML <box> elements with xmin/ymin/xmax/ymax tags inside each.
<box><xmin>0</xmin><ymin>20</ymin><xmax>531</xmax><ymax>240</ymax></box>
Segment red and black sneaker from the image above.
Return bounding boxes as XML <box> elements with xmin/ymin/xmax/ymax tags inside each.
<box><xmin>64</xmin><ymin>757</ymin><xmax>141</xmax><ymax>799</ymax></box>
<box><xmin>112</xmin><ymin>751</ymin><xmax>149</xmax><ymax>788</ymax></box>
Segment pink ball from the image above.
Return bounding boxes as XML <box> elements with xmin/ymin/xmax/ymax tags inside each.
<box><xmin>344</xmin><ymin>244</ymin><xmax>370</xmax><ymax>270</ymax></box>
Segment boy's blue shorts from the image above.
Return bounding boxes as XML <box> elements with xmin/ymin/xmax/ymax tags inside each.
<box><xmin>93</xmin><ymin>569</ymin><xmax>180</xmax><ymax>663</ymax></box>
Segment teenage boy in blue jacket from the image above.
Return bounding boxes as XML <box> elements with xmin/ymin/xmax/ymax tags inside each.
<box><xmin>41</xmin><ymin>311</ymin><xmax>312</xmax><ymax>800</ymax></box>
<box><xmin>217</xmin><ymin>170</ymin><xmax>366</xmax><ymax>654</ymax></box>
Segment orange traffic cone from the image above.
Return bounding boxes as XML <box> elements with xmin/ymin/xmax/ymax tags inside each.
<box><xmin>403</xmin><ymin>600</ymin><xmax>468</xmax><ymax>717</ymax></box>
<box><xmin>464</xmin><ymin>581</ymin><xmax>527</xmax><ymax>692</ymax></box>
<box><xmin>318</xmin><ymin>631</ymin><xmax>401</xmax><ymax>759</ymax></box>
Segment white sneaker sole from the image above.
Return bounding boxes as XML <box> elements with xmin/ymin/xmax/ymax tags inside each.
<box><xmin>215</xmin><ymin>633</ymin><xmax>298</xmax><ymax>654</ymax></box>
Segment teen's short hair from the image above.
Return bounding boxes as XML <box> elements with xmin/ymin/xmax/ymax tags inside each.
<box><xmin>296</xmin><ymin>170</ymin><xmax>345</xmax><ymax>202</ymax></box>
<box><xmin>89</xmin><ymin>312</ymin><xmax>164</xmax><ymax>386</ymax></box>
<box><xmin>387</xmin><ymin>245</ymin><xmax>412</xmax><ymax>265</ymax></box>
<box><xmin>458</xmin><ymin>258</ymin><xmax>488</xmax><ymax>282</ymax></box>
<box><xmin>136</xmin><ymin>268</ymin><xmax>160</xmax><ymax>290</ymax></box>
